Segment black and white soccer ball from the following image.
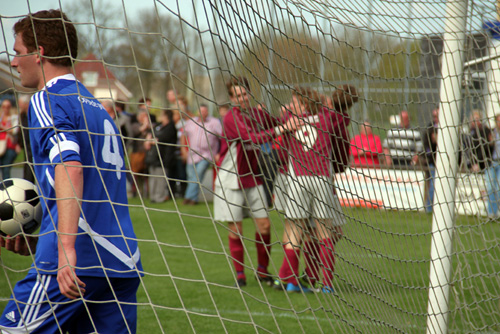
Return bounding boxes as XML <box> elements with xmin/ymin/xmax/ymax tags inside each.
<box><xmin>0</xmin><ymin>178</ymin><xmax>42</xmax><ymax>236</ymax></box>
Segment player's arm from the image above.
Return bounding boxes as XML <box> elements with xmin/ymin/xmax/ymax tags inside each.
<box><xmin>227</xmin><ymin>112</ymin><xmax>303</xmax><ymax>144</ymax></box>
<box><xmin>55</xmin><ymin>161</ymin><xmax>86</xmax><ymax>300</ymax></box>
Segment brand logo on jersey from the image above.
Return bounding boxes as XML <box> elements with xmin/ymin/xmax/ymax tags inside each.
<box><xmin>77</xmin><ymin>96</ymin><xmax>105</xmax><ymax>111</ymax></box>
<box><xmin>6</xmin><ymin>311</ymin><xmax>16</xmax><ymax>323</ymax></box>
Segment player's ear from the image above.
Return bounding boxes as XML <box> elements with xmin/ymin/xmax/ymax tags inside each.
<box><xmin>36</xmin><ymin>46</ymin><xmax>45</xmax><ymax>64</ymax></box>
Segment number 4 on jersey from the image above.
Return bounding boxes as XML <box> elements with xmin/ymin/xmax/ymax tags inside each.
<box><xmin>102</xmin><ymin>119</ymin><xmax>124</xmax><ymax>179</ymax></box>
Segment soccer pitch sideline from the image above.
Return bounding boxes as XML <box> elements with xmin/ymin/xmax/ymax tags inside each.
<box><xmin>1</xmin><ymin>198</ymin><xmax>499</xmax><ymax>333</ymax></box>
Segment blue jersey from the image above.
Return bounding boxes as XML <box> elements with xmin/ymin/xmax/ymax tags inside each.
<box><xmin>28</xmin><ymin>74</ymin><xmax>142</xmax><ymax>278</ymax></box>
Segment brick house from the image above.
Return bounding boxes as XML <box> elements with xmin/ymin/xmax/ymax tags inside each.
<box><xmin>74</xmin><ymin>53</ymin><xmax>132</xmax><ymax>102</ymax></box>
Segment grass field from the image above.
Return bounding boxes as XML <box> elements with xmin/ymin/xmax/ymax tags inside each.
<box><xmin>1</xmin><ymin>197</ymin><xmax>500</xmax><ymax>333</ymax></box>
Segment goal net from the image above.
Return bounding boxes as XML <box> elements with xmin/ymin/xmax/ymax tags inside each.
<box><xmin>1</xmin><ymin>0</ymin><xmax>500</xmax><ymax>333</ymax></box>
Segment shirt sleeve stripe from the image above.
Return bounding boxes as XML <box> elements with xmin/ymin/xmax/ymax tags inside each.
<box><xmin>31</xmin><ymin>91</ymin><xmax>53</xmax><ymax>127</ymax></box>
<box><xmin>49</xmin><ymin>140</ymin><xmax>80</xmax><ymax>163</ymax></box>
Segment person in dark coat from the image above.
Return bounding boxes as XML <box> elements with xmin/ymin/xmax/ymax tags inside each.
<box><xmin>144</xmin><ymin>109</ymin><xmax>177</xmax><ymax>203</ymax></box>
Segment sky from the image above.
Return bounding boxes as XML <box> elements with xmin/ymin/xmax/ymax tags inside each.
<box><xmin>0</xmin><ymin>0</ymin><xmax>190</xmax><ymax>57</ymax></box>
<box><xmin>0</xmin><ymin>0</ymin><xmax>496</xmax><ymax>62</ymax></box>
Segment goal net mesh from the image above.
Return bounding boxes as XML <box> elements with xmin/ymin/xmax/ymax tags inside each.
<box><xmin>1</xmin><ymin>0</ymin><xmax>500</xmax><ymax>333</ymax></box>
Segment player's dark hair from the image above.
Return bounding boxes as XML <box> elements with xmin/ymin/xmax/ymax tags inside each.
<box><xmin>293</xmin><ymin>86</ymin><xmax>321</xmax><ymax>115</ymax></box>
<box><xmin>332</xmin><ymin>85</ymin><xmax>358</xmax><ymax>112</ymax></box>
<box><xmin>14</xmin><ymin>9</ymin><xmax>78</xmax><ymax>68</ymax></box>
<box><xmin>226</xmin><ymin>76</ymin><xmax>250</xmax><ymax>97</ymax></box>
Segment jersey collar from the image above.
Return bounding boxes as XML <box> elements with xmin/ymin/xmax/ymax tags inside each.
<box><xmin>44</xmin><ymin>73</ymin><xmax>77</xmax><ymax>89</ymax></box>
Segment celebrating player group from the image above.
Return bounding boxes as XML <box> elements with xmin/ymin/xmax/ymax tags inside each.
<box><xmin>215</xmin><ymin>78</ymin><xmax>356</xmax><ymax>293</ymax></box>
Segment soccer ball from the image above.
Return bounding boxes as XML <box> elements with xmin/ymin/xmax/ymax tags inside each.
<box><xmin>0</xmin><ymin>178</ymin><xmax>42</xmax><ymax>236</ymax></box>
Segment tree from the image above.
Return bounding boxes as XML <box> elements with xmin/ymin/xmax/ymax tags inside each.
<box><xmin>65</xmin><ymin>1</ymin><xmax>207</xmax><ymax>105</ymax></box>
<box><xmin>63</xmin><ymin>0</ymin><xmax>122</xmax><ymax>60</ymax></box>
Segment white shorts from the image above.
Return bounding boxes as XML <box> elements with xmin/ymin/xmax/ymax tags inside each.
<box><xmin>213</xmin><ymin>184</ymin><xmax>269</xmax><ymax>222</ymax></box>
<box><xmin>285</xmin><ymin>175</ymin><xmax>346</xmax><ymax>226</ymax></box>
<box><xmin>273</xmin><ymin>172</ymin><xmax>288</xmax><ymax>213</ymax></box>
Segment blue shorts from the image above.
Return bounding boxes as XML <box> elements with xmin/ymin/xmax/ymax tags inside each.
<box><xmin>0</xmin><ymin>273</ymin><xmax>140</xmax><ymax>333</ymax></box>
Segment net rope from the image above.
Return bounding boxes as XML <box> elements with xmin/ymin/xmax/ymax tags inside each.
<box><xmin>1</xmin><ymin>0</ymin><xmax>499</xmax><ymax>333</ymax></box>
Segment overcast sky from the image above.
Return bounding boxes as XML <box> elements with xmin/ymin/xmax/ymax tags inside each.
<box><xmin>0</xmin><ymin>0</ymin><xmax>496</xmax><ymax>61</ymax></box>
<box><xmin>0</xmin><ymin>0</ymin><xmax>189</xmax><ymax>57</ymax></box>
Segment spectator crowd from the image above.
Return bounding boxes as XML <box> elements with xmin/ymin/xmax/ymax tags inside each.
<box><xmin>3</xmin><ymin>84</ymin><xmax>499</xmax><ymax>216</ymax></box>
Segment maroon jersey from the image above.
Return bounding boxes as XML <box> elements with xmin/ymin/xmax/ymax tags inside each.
<box><xmin>218</xmin><ymin>107</ymin><xmax>279</xmax><ymax>189</ymax></box>
<box><xmin>286</xmin><ymin>110</ymin><xmax>338</xmax><ymax>177</ymax></box>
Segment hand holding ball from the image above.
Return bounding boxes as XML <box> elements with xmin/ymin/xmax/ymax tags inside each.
<box><xmin>0</xmin><ymin>178</ymin><xmax>42</xmax><ymax>236</ymax></box>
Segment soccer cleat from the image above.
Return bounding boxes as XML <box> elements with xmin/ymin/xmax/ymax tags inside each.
<box><xmin>321</xmin><ymin>286</ymin><xmax>334</xmax><ymax>294</ymax></box>
<box><xmin>286</xmin><ymin>282</ymin><xmax>312</xmax><ymax>293</ymax></box>
<box><xmin>234</xmin><ymin>279</ymin><xmax>247</xmax><ymax>288</ymax></box>
<box><xmin>272</xmin><ymin>279</ymin><xmax>286</xmax><ymax>291</ymax></box>
<box><xmin>299</xmin><ymin>274</ymin><xmax>320</xmax><ymax>293</ymax></box>
<box><xmin>256</xmin><ymin>275</ymin><xmax>274</xmax><ymax>287</ymax></box>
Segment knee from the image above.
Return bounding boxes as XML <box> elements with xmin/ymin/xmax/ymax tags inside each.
<box><xmin>228</xmin><ymin>222</ymin><xmax>242</xmax><ymax>235</ymax></box>
<box><xmin>256</xmin><ymin>220</ymin><xmax>270</xmax><ymax>234</ymax></box>
<box><xmin>259</xmin><ymin>227</ymin><xmax>271</xmax><ymax>236</ymax></box>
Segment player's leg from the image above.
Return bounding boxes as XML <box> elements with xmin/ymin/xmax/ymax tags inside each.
<box><xmin>247</xmin><ymin>185</ymin><xmax>273</xmax><ymax>285</ymax></box>
<box><xmin>312</xmin><ymin>179</ymin><xmax>346</xmax><ymax>292</ymax></box>
<box><xmin>214</xmin><ymin>186</ymin><xmax>246</xmax><ymax>286</ymax></box>
<box><xmin>68</xmin><ymin>277</ymin><xmax>140</xmax><ymax>334</ymax></box>
<box><xmin>276</xmin><ymin>175</ymin><xmax>313</xmax><ymax>292</ymax></box>
<box><xmin>314</xmin><ymin>221</ymin><xmax>340</xmax><ymax>292</ymax></box>
<box><xmin>227</xmin><ymin>220</ymin><xmax>246</xmax><ymax>286</ymax></box>
<box><xmin>273</xmin><ymin>172</ymin><xmax>310</xmax><ymax>290</ymax></box>
<box><xmin>253</xmin><ymin>216</ymin><xmax>273</xmax><ymax>284</ymax></box>
<box><xmin>287</xmin><ymin>176</ymin><xmax>320</xmax><ymax>288</ymax></box>
<box><xmin>274</xmin><ymin>218</ymin><xmax>308</xmax><ymax>292</ymax></box>
<box><xmin>302</xmin><ymin>228</ymin><xmax>320</xmax><ymax>289</ymax></box>
<box><xmin>0</xmin><ymin>273</ymin><xmax>85</xmax><ymax>333</ymax></box>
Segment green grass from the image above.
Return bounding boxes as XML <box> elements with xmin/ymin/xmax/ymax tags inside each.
<box><xmin>2</xmin><ymin>199</ymin><xmax>500</xmax><ymax>333</ymax></box>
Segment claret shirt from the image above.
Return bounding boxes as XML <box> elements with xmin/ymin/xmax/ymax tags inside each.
<box><xmin>217</xmin><ymin>107</ymin><xmax>279</xmax><ymax>190</ymax></box>
<box><xmin>285</xmin><ymin>109</ymin><xmax>339</xmax><ymax>178</ymax></box>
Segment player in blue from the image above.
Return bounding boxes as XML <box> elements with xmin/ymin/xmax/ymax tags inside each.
<box><xmin>0</xmin><ymin>9</ymin><xmax>143</xmax><ymax>333</ymax></box>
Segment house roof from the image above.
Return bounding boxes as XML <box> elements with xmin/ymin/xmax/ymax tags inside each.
<box><xmin>74</xmin><ymin>53</ymin><xmax>116</xmax><ymax>81</ymax></box>
<box><xmin>74</xmin><ymin>53</ymin><xmax>132</xmax><ymax>100</ymax></box>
